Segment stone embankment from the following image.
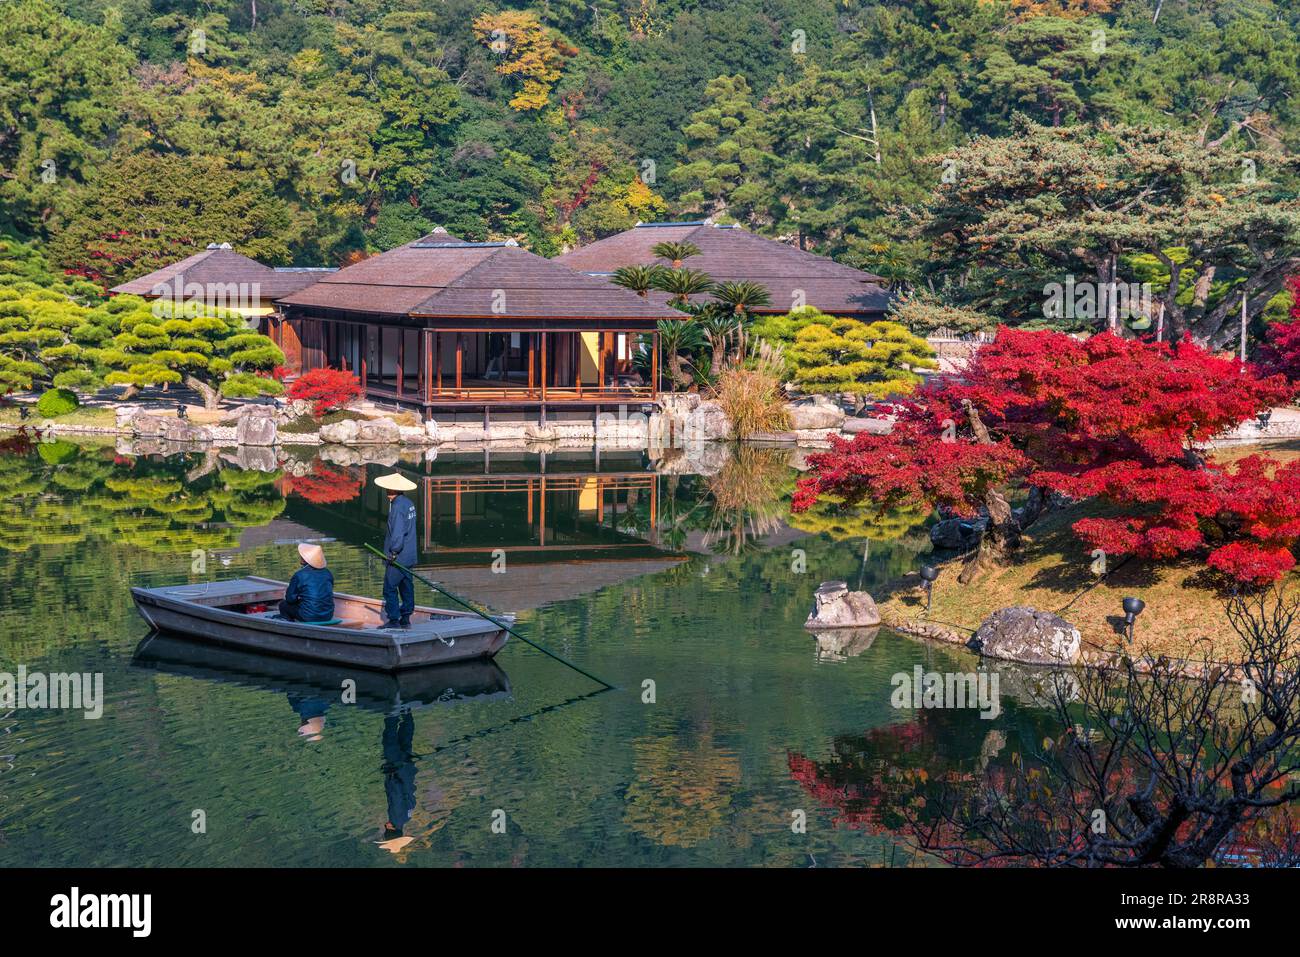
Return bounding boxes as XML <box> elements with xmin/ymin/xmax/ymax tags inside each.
<box><xmin>7</xmin><ymin>391</ymin><xmax>898</xmax><ymax>452</ymax></box>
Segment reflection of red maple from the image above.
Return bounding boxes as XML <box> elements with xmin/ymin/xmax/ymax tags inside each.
<box><xmin>790</xmin><ymin>722</ymin><xmax>1296</xmax><ymax>867</ymax></box>
<box><xmin>0</xmin><ymin>428</ymin><xmax>37</xmax><ymax>456</ymax></box>
<box><xmin>283</xmin><ymin>464</ymin><xmax>362</xmax><ymax>503</ymax></box>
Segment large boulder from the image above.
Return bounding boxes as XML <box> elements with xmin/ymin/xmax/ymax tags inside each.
<box><xmin>319</xmin><ymin>417</ymin><xmax>360</xmax><ymax>444</ymax></box>
<box><xmin>162</xmin><ymin>418</ymin><xmax>211</xmax><ymax>443</ymax></box>
<box><xmin>682</xmin><ymin>399</ymin><xmax>732</xmax><ymax>442</ymax></box>
<box><xmin>399</xmin><ymin>425</ymin><xmax>432</xmax><ymax>445</ymax></box>
<box><xmin>804</xmin><ymin>580</ymin><xmax>882</xmax><ymax>629</ymax></box>
<box><xmin>841</xmin><ymin>416</ymin><xmax>892</xmax><ymax>436</ymax></box>
<box><xmin>930</xmin><ymin>517</ymin><xmax>986</xmax><ymax>550</ymax></box>
<box><xmin>129</xmin><ymin>413</ymin><xmax>166</xmax><ymax>437</ymax></box>
<box><xmin>236</xmin><ymin>407</ymin><xmax>277</xmax><ymax>446</ymax></box>
<box><xmin>356</xmin><ymin>417</ymin><xmax>401</xmax><ymax>445</ymax></box>
<box><xmin>787</xmin><ymin>395</ymin><xmax>846</xmax><ymax>431</ymax></box>
<box><xmin>968</xmin><ymin>606</ymin><xmax>1081</xmax><ymax>666</ymax></box>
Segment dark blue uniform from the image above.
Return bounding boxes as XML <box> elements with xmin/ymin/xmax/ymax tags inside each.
<box><xmin>383</xmin><ymin>492</ymin><xmax>418</xmax><ymax>623</ymax></box>
<box><xmin>280</xmin><ymin>565</ymin><xmax>335</xmax><ymax>622</ymax></box>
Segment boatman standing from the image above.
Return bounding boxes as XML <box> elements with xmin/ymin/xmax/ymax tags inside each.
<box><xmin>375</xmin><ymin>472</ymin><xmax>419</xmax><ymax>629</ymax></box>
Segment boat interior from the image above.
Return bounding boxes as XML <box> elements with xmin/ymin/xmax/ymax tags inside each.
<box><xmin>154</xmin><ymin>578</ymin><xmax>472</xmax><ymax>632</ymax></box>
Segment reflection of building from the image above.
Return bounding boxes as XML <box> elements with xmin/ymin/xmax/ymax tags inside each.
<box><xmin>274</xmin><ymin>229</ymin><xmax>682</xmax><ymax>418</ymax></box>
<box><xmin>556</xmin><ymin>220</ymin><xmax>892</xmax><ymax>320</ymax></box>
<box><xmin>282</xmin><ymin>451</ymin><xmax>688</xmax><ymax>613</ymax></box>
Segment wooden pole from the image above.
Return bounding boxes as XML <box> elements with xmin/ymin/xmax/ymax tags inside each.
<box><xmin>540</xmin><ymin>331</ymin><xmax>548</xmax><ymax>402</ymax></box>
<box><xmin>528</xmin><ymin>332</ymin><xmax>536</xmax><ymax>395</ymax></box>
<box><xmin>363</xmin><ymin>544</ymin><xmax>614</xmax><ymax>690</ymax></box>
<box><xmin>423</xmin><ymin>329</ymin><xmax>432</xmax><ymax>404</ymax></box>
<box><xmin>652</xmin><ymin>331</ymin><xmax>660</xmax><ymax>398</ymax></box>
<box><xmin>398</xmin><ymin>328</ymin><xmax>404</xmax><ymax>398</ymax></box>
<box><xmin>456</xmin><ymin>332</ymin><xmax>464</xmax><ymax>395</ymax></box>
<box><xmin>598</xmin><ymin>331</ymin><xmax>606</xmax><ymax>392</ymax></box>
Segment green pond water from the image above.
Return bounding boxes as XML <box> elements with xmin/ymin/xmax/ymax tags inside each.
<box><xmin>0</xmin><ymin>436</ymin><xmax>1060</xmax><ymax>867</ymax></box>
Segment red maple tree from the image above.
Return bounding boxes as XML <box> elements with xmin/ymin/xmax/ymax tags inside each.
<box><xmin>1255</xmin><ymin>275</ymin><xmax>1300</xmax><ymax>382</ymax></box>
<box><xmin>286</xmin><ymin>367</ymin><xmax>363</xmax><ymax>416</ymax></box>
<box><xmin>795</xmin><ymin>329</ymin><xmax>1297</xmax><ymax>583</ymax></box>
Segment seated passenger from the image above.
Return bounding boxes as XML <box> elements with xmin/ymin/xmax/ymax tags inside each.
<box><xmin>279</xmin><ymin>543</ymin><xmax>335</xmax><ymax>623</ymax></box>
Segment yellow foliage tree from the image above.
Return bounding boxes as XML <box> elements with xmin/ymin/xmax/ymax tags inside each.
<box><xmin>473</xmin><ymin>12</ymin><xmax>573</xmax><ymax>111</ymax></box>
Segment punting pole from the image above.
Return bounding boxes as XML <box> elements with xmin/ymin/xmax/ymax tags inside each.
<box><xmin>363</xmin><ymin>542</ymin><xmax>615</xmax><ymax>690</ymax></box>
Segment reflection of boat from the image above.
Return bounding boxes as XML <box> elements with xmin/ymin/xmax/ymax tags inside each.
<box><xmin>130</xmin><ymin>576</ymin><xmax>509</xmax><ymax>670</ymax></box>
<box><xmin>130</xmin><ymin>632</ymin><xmax>512</xmax><ymax>714</ymax></box>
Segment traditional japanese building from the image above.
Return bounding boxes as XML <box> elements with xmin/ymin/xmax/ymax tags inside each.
<box><xmin>273</xmin><ymin>229</ymin><xmax>683</xmax><ymax>417</ymax></box>
<box><xmin>555</xmin><ymin>220</ymin><xmax>893</xmax><ymax>319</ymax></box>
<box><xmin>109</xmin><ymin>243</ymin><xmax>334</xmax><ymax>321</ymax></box>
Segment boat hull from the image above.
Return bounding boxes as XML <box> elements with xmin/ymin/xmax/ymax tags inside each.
<box><xmin>131</xmin><ymin>577</ymin><xmax>509</xmax><ymax>671</ymax></box>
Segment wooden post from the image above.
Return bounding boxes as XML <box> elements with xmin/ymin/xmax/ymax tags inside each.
<box><xmin>435</xmin><ymin>331</ymin><xmax>442</xmax><ymax>395</ymax></box>
<box><xmin>398</xmin><ymin>329</ymin><xmax>404</xmax><ymax>398</ymax></box>
<box><xmin>423</xmin><ymin>329</ymin><xmax>432</xmax><ymax>404</ymax></box>
<box><xmin>528</xmin><ymin>332</ymin><xmax>536</xmax><ymax>395</ymax></box>
<box><xmin>456</xmin><ymin>332</ymin><xmax>464</xmax><ymax>396</ymax></box>
<box><xmin>652</xmin><ymin>331</ymin><xmax>660</xmax><ymax>399</ymax></box>
<box><xmin>598</xmin><ymin>331</ymin><xmax>606</xmax><ymax>394</ymax></box>
<box><xmin>540</xmin><ymin>331</ymin><xmax>548</xmax><ymax>402</ymax></box>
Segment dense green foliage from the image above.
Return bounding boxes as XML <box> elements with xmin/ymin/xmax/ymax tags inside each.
<box><xmin>752</xmin><ymin>307</ymin><xmax>936</xmax><ymax>403</ymax></box>
<box><xmin>0</xmin><ymin>235</ymin><xmax>284</xmax><ymax>401</ymax></box>
<box><xmin>3</xmin><ymin>0</ymin><xmax>1299</xmax><ymax>296</ymax></box>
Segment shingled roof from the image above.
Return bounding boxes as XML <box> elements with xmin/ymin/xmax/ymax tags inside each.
<box><xmin>277</xmin><ymin>238</ymin><xmax>683</xmax><ymax>321</ymax></box>
<box><xmin>110</xmin><ymin>244</ymin><xmax>334</xmax><ymax>300</ymax></box>
<box><xmin>555</xmin><ymin>221</ymin><xmax>892</xmax><ymax>316</ymax></box>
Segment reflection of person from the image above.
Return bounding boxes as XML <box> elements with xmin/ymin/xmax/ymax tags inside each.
<box><xmin>288</xmin><ymin>694</ymin><xmax>329</xmax><ymax>742</ymax></box>
<box><xmin>375</xmin><ymin>473</ymin><xmax>418</xmax><ymax>630</ymax></box>
<box><xmin>377</xmin><ymin>710</ymin><xmax>417</xmax><ymax>854</ymax></box>
<box><xmin>279</xmin><ymin>543</ymin><xmax>335</xmax><ymax>623</ymax></box>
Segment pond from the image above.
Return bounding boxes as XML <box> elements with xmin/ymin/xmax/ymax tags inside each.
<box><xmin>0</xmin><ymin>434</ymin><xmax>1062</xmax><ymax>867</ymax></box>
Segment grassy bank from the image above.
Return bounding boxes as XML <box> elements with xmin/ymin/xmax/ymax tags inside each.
<box><xmin>0</xmin><ymin>406</ymin><xmax>118</xmax><ymax>429</ymax></box>
<box><xmin>875</xmin><ymin>498</ymin><xmax>1295</xmax><ymax>663</ymax></box>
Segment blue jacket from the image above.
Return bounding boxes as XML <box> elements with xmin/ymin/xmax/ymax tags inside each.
<box><xmin>285</xmin><ymin>565</ymin><xmax>335</xmax><ymax>622</ymax></box>
<box><xmin>385</xmin><ymin>493</ymin><xmax>418</xmax><ymax>566</ymax></box>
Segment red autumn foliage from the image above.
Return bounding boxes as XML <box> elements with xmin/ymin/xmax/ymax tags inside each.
<box><xmin>286</xmin><ymin>367</ymin><xmax>362</xmax><ymax>416</ymax></box>
<box><xmin>795</xmin><ymin>328</ymin><xmax>1298</xmax><ymax>583</ymax></box>
<box><xmin>1255</xmin><ymin>275</ymin><xmax>1300</xmax><ymax>382</ymax></box>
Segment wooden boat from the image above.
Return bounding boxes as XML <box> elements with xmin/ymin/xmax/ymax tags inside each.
<box><xmin>131</xmin><ymin>633</ymin><xmax>512</xmax><ymax>714</ymax></box>
<box><xmin>130</xmin><ymin>576</ymin><xmax>509</xmax><ymax>671</ymax></box>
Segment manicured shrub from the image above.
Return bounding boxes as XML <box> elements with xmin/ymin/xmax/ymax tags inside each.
<box><xmin>36</xmin><ymin>387</ymin><xmax>79</xmax><ymax>418</ymax></box>
<box><xmin>287</xmin><ymin>367</ymin><xmax>363</xmax><ymax>417</ymax></box>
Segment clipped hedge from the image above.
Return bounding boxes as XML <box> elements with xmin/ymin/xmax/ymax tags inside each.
<box><xmin>36</xmin><ymin>387</ymin><xmax>79</xmax><ymax>418</ymax></box>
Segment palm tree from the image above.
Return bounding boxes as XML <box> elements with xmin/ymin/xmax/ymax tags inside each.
<box><xmin>651</xmin><ymin>317</ymin><xmax>705</xmax><ymax>390</ymax></box>
<box><xmin>652</xmin><ymin>267</ymin><xmax>714</xmax><ymax>306</ymax></box>
<box><xmin>695</xmin><ymin>308</ymin><xmax>741</xmax><ymax>376</ymax></box>
<box><xmin>652</xmin><ymin>241</ymin><xmax>702</xmax><ymax>269</ymax></box>
<box><xmin>713</xmin><ymin>280</ymin><xmax>772</xmax><ymax>316</ymax></box>
<box><xmin>611</xmin><ymin>264</ymin><xmax>667</xmax><ymax>297</ymax></box>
